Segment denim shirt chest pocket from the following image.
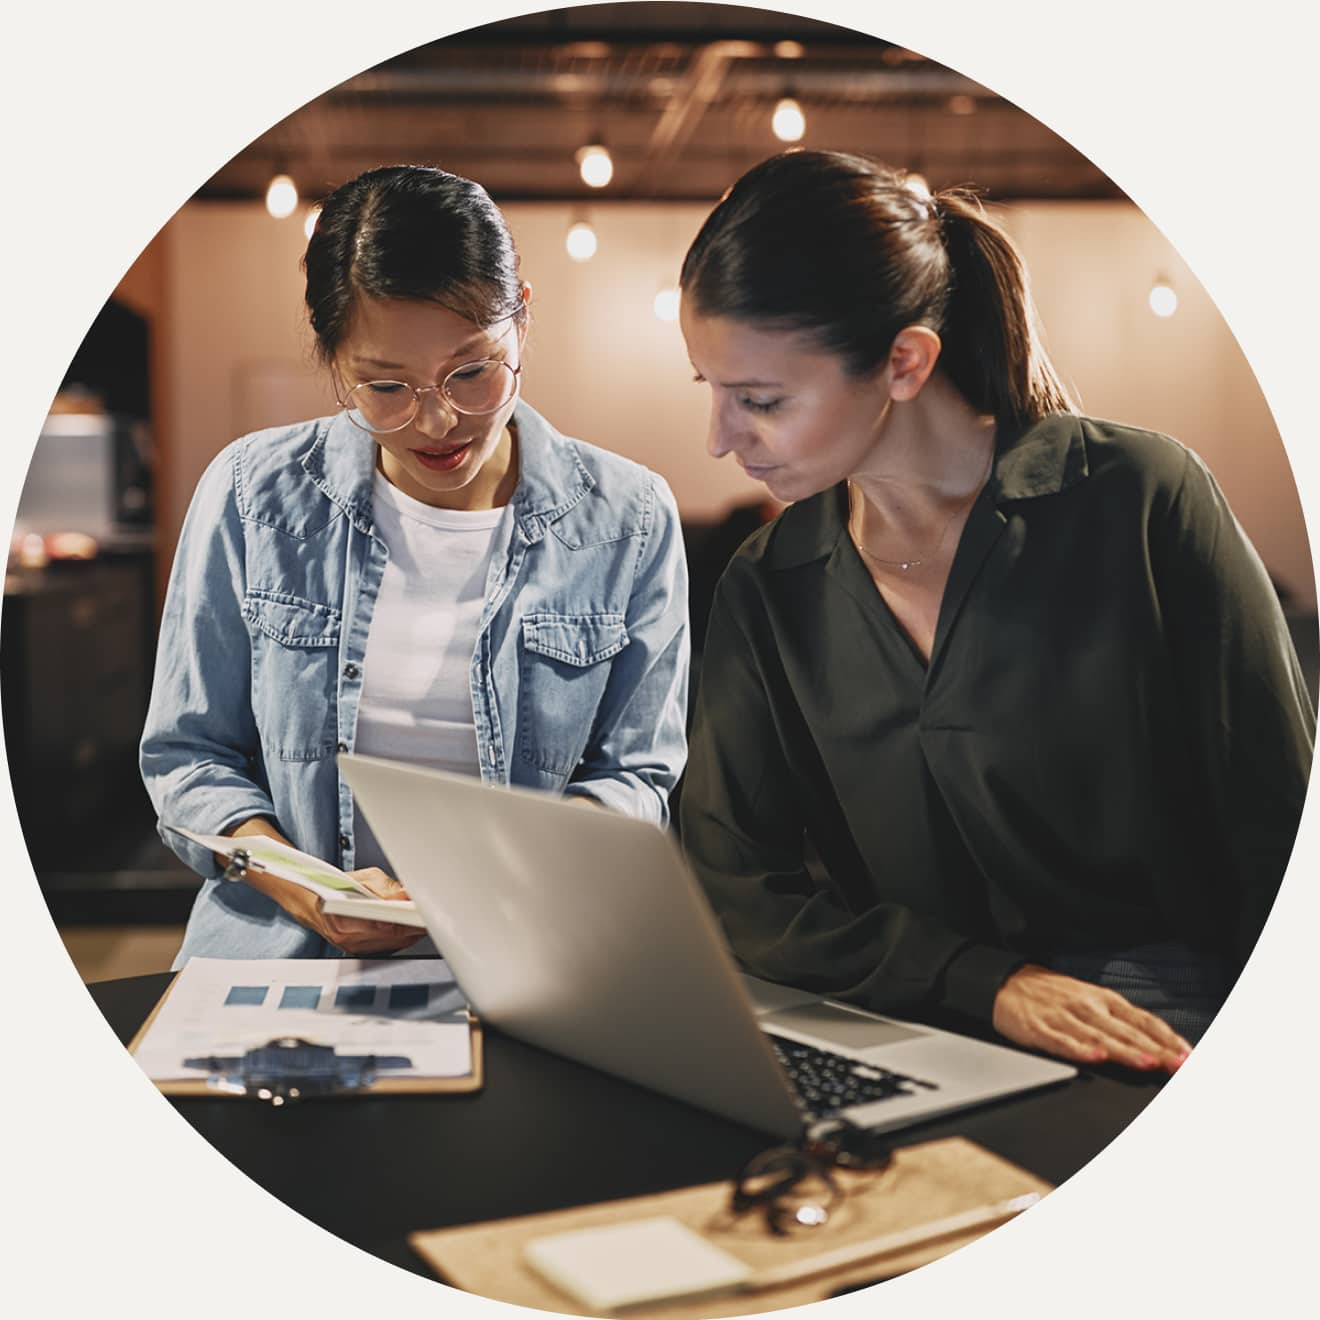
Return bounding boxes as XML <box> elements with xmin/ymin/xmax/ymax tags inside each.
<box><xmin>242</xmin><ymin>589</ymin><xmax>342</xmax><ymax>761</ymax></box>
<box><xmin>518</xmin><ymin>611</ymin><xmax>629</xmax><ymax>774</ymax></box>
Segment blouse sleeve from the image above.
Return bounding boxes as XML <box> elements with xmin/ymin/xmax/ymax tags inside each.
<box><xmin>1157</xmin><ymin>446</ymin><xmax>1314</xmax><ymax>967</ymax></box>
<box><xmin>680</xmin><ymin>569</ymin><xmax>1024</xmax><ymax>1024</ymax></box>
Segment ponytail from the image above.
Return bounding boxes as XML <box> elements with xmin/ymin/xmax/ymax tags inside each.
<box><xmin>933</xmin><ymin>190</ymin><xmax>1077</xmax><ymax>428</ymax></box>
<box><xmin>681</xmin><ymin>151</ymin><xmax>1077</xmax><ymax>432</ymax></box>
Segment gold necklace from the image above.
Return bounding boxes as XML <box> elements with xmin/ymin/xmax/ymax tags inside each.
<box><xmin>847</xmin><ymin>448</ymin><xmax>993</xmax><ymax>573</ymax></box>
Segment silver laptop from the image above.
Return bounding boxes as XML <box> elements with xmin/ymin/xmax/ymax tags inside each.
<box><xmin>340</xmin><ymin>754</ymin><xmax>1074</xmax><ymax>1138</ymax></box>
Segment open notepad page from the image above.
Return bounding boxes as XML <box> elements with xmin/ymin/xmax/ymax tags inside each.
<box><xmin>132</xmin><ymin>957</ymin><xmax>472</xmax><ymax>1082</ymax></box>
<box><xmin>166</xmin><ymin>827</ymin><xmax>421</xmax><ymax>922</ymax></box>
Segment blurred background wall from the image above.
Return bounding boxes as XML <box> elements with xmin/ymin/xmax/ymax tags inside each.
<box><xmin>7</xmin><ymin>3</ymin><xmax>1313</xmax><ymax>980</ymax></box>
<box><xmin>153</xmin><ymin>198</ymin><xmax>1310</xmax><ymax>603</ymax></box>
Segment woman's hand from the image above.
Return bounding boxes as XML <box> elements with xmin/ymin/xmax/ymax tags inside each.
<box><xmin>348</xmin><ymin>866</ymin><xmax>411</xmax><ymax>901</ymax></box>
<box><xmin>316</xmin><ymin>866</ymin><xmax>423</xmax><ymax>956</ymax></box>
<box><xmin>223</xmin><ymin>819</ymin><xmax>423</xmax><ymax>955</ymax></box>
<box><xmin>316</xmin><ymin>906</ymin><xmax>424</xmax><ymax>957</ymax></box>
<box><xmin>992</xmin><ymin>964</ymin><xmax>1192</xmax><ymax>1072</ymax></box>
<box><xmin>276</xmin><ymin>867</ymin><xmax>424</xmax><ymax>956</ymax></box>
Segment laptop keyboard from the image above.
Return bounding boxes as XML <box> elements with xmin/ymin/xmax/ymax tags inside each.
<box><xmin>767</xmin><ymin>1033</ymin><xmax>939</xmax><ymax>1120</ymax></box>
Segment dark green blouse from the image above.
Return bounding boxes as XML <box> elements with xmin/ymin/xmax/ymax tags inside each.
<box><xmin>680</xmin><ymin>414</ymin><xmax>1315</xmax><ymax>1025</ymax></box>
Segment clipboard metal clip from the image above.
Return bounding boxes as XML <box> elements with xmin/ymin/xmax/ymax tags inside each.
<box><xmin>220</xmin><ymin>847</ymin><xmax>266</xmax><ymax>883</ymax></box>
<box><xmin>160</xmin><ymin>826</ymin><xmax>269</xmax><ymax>884</ymax></box>
<box><xmin>182</xmin><ymin>1036</ymin><xmax>413</xmax><ymax>1104</ymax></box>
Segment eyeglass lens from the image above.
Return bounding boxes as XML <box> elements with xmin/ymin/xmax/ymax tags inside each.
<box><xmin>344</xmin><ymin>359</ymin><xmax>518</xmax><ymax>431</ymax></box>
<box><xmin>733</xmin><ymin>1148</ymin><xmax>839</xmax><ymax>1234</ymax></box>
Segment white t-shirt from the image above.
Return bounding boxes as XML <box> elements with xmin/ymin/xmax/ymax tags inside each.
<box><xmin>351</xmin><ymin>470</ymin><xmax>505</xmax><ymax>881</ymax></box>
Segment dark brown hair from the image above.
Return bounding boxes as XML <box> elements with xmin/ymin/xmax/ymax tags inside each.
<box><xmin>680</xmin><ymin>150</ymin><xmax>1076</xmax><ymax>429</ymax></box>
<box><xmin>302</xmin><ymin>165</ymin><xmax>525</xmax><ymax>363</ymax></box>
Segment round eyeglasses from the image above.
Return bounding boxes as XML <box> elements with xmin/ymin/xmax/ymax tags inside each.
<box><xmin>337</xmin><ymin>358</ymin><xmax>522</xmax><ymax>433</ymax></box>
<box><xmin>729</xmin><ymin>1119</ymin><xmax>893</xmax><ymax>1237</ymax></box>
<box><xmin>732</xmin><ymin>1146</ymin><xmax>843</xmax><ymax>1235</ymax></box>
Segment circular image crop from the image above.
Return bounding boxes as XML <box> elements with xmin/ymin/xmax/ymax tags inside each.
<box><xmin>5</xmin><ymin>4</ymin><xmax>1314</xmax><ymax>1316</ymax></box>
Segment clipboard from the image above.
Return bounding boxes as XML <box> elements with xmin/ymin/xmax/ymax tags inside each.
<box><xmin>128</xmin><ymin>959</ymin><xmax>483</xmax><ymax>1099</ymax></box>
<box><xmin>163</xmin><ymin>825</ymin><xmax>427</xmax><ymax>928</ymax></box>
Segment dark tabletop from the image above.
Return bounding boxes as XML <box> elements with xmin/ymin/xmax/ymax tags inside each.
<box><xmin>90</xmin><ymin>973</ymin><xmax>1167</xmax><ymax>1279</ymax></box>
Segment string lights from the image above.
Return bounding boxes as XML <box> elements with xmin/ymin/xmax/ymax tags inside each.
<box><xmin>265</xmin><ymin>173</ymin><xmax>298</xmax><ymax>219</ymax></box>
<box><xmin>771</xmin><ymin>97</ymin><xmax>805</xmax><ymax>143</ymax></box>
<box><xmin>1149</xmin><ymin>278</ymin><xmax>1178</xmax><ymax>318</ymax></box>
<box><xmin>653</xmin><ymin>287</ymin><xmax>680</xmax><ymax>322</ymax></box>
<box><xmin>576</xmin><ymin>144</ymin><xmax>614</xmax><ymax>189</ymax></box>
<box><xmin>566</xmin><ymin>218</ymin><xmax>598</xmax><ymax>262</ymax></box>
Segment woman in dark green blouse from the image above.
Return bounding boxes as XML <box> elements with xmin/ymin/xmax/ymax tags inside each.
<box><xmin>677</xmin><ymin>150</ymin><xmax>1313</xmax><ymax>1071</ymax></box>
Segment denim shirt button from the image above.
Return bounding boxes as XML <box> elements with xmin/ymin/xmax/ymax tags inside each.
<box><xmin>337</xmin><ymin>740</ymin><xmax>348</xmax><ymax>753</ymax></box>
<box><xmin>338</xmin><ymin>833</ymin><xmax>351</xmax><ymax>851</ymax></box>
<box><xmin>344</xmin><ymin>662</ymin><xmax>360</xmax><ymax>680</ymax></box>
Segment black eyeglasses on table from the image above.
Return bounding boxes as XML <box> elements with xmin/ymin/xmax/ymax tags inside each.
<box><xmin>730</xmin><ymin>1118</ymin><xmax>893</xmax><ymax>1237</ymax></box>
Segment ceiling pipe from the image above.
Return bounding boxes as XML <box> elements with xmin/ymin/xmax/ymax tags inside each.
<box><xmin>633</xmin><ymin>39</ymin><xmax>765</xmax><ymax>191</ymax></box>
<box><xmin>336</xmin><ymin>65</ymin><xmax>988</xmax><ymax>102</ymax></box>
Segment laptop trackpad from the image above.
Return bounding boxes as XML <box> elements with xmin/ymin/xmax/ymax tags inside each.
<box><xmin>762</xmin><ymin>1001</ymin><xmax>926</xmax><ymax>1050</ymax></box>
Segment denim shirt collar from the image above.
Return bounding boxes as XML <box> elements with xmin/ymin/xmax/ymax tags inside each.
<box><xmin>503</xmin><ymin>401</ymin><xmax>597</xmax><ymax>545</ymax></box>
<box><xmin>299</xmin><ymin>399</ymin><xmax>596</xmax><ymax>539</ymax></box>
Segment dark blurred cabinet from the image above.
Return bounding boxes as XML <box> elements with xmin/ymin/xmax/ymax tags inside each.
<box><xmin>1</xmin><ymin>552</ymin><xmax>154</xmax><ymax>872</ymax></box>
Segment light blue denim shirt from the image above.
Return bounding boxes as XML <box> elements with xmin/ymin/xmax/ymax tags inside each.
<box><xmin>141</xmin><ymin>401</ymin><xmax>689</xmax><ymax>962</ymax></box>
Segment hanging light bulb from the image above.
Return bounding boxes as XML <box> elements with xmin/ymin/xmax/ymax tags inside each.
<box><xmin>1149</xmin><ymin>279</ymin><xmax>1178</xmax><ymax>317</ymax></box>
<box><xmin>576</xmin><ymin>144</ymin><xmax>613</xmax><ymax>189</ymax></box>
<box><xmin>566</xmin><ymin>219</ymin><xmax>597</xmax><ymax>262</ymax></box>
<box><xmin>772</xmin><ymin>97</ymin><xmax>806</xmax><ymax>143</ymax></box>
<box><xmin>265</xmin><ymin>172</ymin><xmax>298</xmax><ymax>219</ymax></box>
<box><xmin>653</xmin><ymin>287</ymin><xmax>681</xmax><ymax>322</ymax></box>
<box><xmin>303</xmin><ymin>205</ymin><xmax>321</xmax><ymax>241</ymax></box>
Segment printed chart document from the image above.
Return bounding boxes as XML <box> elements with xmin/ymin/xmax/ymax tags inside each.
<box><xmin>166</xmin><ymin>827</ymin><xmax>426</xmax><ymax>928</ymax></box>
<box><xmin>131</xmin><ymin>957</ymin><xmax>476</xmax><ymax>1092</ymax></box>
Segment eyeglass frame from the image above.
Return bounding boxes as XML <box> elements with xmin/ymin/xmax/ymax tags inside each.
<box><xmin>731</xmin><ymin>1145</ymin><xmax>842</xmax><ymax>1235</ymax></box>
<box><xmin>333</xmin><ymin>334</ymin><xmax>524</xmax><ymax>433</ymax></box>
<box><xmin>728</xmin><ymin>1118</ymin><xmax>893</xmax><ymax>1237</ymax></box>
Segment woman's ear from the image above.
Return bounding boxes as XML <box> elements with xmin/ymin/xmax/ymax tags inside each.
<box><xmin>886</xmin><ymin>325</ymin><xmax>942</xmax><ymax>402</ymax></box>
<box><xmin>517</xmin><ymin>282</ymin><xmax>533</xmax><ymax>345</ymax></box>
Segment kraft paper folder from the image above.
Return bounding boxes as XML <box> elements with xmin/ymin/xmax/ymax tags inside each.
<box><xmin>128</xmin><ymin>957</ymin><xmax>482</xmax><ymax>1097</ymax></box>
<box><xmin>409</xmin><ymin>1136</ymin><xmax>1051</xmax><ymax>1316</ymax></box>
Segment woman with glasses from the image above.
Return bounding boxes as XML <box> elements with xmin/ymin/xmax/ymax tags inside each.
<box><xmin>678</xmin><ymin>150</ymin><xmax>1312</xmax><ymax>1070</ymax></box>
<box><xmin>141</xmin><ymin>165</ymin><xmax>689</xmax><ymax>962</ymax></box>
